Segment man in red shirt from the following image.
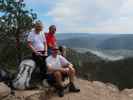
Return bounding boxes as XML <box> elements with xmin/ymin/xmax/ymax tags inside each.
<box><xmin>45</xmin><ymin>25</ymin><xmax>57</xmax><ymax>56</ymax></box>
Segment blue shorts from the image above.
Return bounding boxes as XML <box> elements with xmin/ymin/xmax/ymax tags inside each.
<box><xmin>46</xmin><ymin>73</ymin><xmax>68</xmax><ymax>86</ymax></box>
<box><xmin>47</xmin><ymin>48</ymin><xmax>52</xmax><ymax>56</ymax></box>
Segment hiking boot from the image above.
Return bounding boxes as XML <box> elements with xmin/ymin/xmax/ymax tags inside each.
<box><xmin>57</xmin><ymin>88</ymin><xmax>64</xmax><ymax>97</ymax></box>
<box><xmin>69</xmin><ymin>83</ymin><xmax>80</xmax><ymax>92</ymax></box>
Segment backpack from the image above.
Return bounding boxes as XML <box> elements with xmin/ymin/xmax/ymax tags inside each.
<box><xmin>12</xmin><ymin>59</ymin><xmax>36</xmax><ymax>90</ymax></box>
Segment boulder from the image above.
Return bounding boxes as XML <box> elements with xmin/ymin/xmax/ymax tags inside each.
<box><xmin>0</xmin><ymin>82</ymin><xmax>11</xmax><ymax>99</ymax></box>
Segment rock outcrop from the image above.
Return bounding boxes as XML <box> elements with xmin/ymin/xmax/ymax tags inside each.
<box><xmin>0</xmin><ymin>82</ymin><xmax>11</xmax><ymax>99</ymax></box>
<box><xmin>50</xmin><ymin>79</ymin><xmax>133</xmax><ymax>100</ymax></box>
<box><xmin>2</xmin><ymin>79</ymin><xmax>133</xmax><ymax>100</ymax></box>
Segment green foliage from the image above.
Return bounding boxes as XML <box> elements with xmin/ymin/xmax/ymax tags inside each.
<box><xmin>66</xmin><ymin>48</ymin><xmax>133</xmax><ymax>89</ymax></box>
<box><xmin>96</xmin><ymin>58</ymin><xmax>133</xmax><ymax>90</ymax></box>
<box><xmin>0</xmin><ymin>0</ymin><xmax>37</xmax><ymax>36</ymax></box>
<box><xmin>0</xmin><ymin>41</ymin><xmax>31</xmax><ymax>70</ymax></box>
<box><xmin>0</xmin><ymin>0</ymin><xmax>37</xmax><ymax>64</ymax></box>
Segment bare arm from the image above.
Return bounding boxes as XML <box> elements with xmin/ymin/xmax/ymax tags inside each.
<box><xmin>44</xmin><ymin>41</ymin><xmax>47</xmax><ymax>56</ymax></box>
<box><xmin>28</xmin><ymin>41</ymin><xmax>36</xmax><ymax>53</ymax></box>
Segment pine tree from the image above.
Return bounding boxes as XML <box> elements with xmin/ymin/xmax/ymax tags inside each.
<box><xmin>0</xmin><ymin>0</ymin><xmax>37</xmax><ymax>64</ymax></box>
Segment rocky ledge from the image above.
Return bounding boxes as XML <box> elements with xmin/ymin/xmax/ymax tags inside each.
<box><xmin>1</xmin><ymin>79</ymin><xmax>133</xmax><ymax>100</ymax></box>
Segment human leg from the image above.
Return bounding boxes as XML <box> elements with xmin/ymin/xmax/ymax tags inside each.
<box><xmin>53</xmin><ymin>71</ymin><xmax>64</xmax><ymax>97</ymax></box>
<box><xmin>32</xmin><ymin>53</ymin><xmax>47</xmax><ymax>79</ymax></box>
<box><xmin>67</xmin><ymin>65</ymin><xmax>80</xmax><ymax>92</ymax></box>
<box><xmin>53</xmin><ymin>71</ymin><xmax>64</xmax><ymax>87</ymax></box>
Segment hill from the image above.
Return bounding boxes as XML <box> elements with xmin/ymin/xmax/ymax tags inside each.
<box><xmin>57</xmin><ymin>33</ymin><xmax>133</xmax><ymax>50</ymax></box>
<box><xmin>57</xmin><ymin>33</ymin><xmax>115</xmax><ymax>49</ymax></box>
<box><xmin>1</xmin><ymin>48</ymin><xmax>133</xmax><ymax>100</ymax></box>
<box><xmin>98</xmin><ymin>34</ymin><xmax>133</xmax><ymax>49</ymax></box>
<box><xmin>66</xmin><ymin>48</ymin><xmax>133</xmax><ymax>89</ymax></box>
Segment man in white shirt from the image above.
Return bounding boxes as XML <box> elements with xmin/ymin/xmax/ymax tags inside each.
<box><xmin>46</xmin><ymin>46</ymin><xmax>80</xmax><ymax>97</ymax></box>
<box><xmin>27</xmin><ymin>21</ymin><xmax>47</xmax><ymax>77</ymax></box>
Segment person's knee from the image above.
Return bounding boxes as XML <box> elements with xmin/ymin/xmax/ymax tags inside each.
<box><xmin>70</xmin><ymin>68</ymin><xmax>75</xmax><ymax>75</ymax></box>
<box><xmin>53</xmin><ymin>71</ymin><xmax>62</xmax><ymax>79</ymax></box>
<box><xmin>69</xmin><ymin>65</ymin><xmax>76</xmax><ymax>75</ymax></box>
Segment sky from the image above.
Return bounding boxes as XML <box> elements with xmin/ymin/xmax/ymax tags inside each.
<box><xmin>24</xmin><ymin>0</ymin><xmax>133</xmax><ymax>34</ymax></box>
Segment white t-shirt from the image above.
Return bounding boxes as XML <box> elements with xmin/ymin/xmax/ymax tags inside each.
<box><xmin>27</xmin><ymin>30</ymin><xmax>46</xmax><ymax>51</ymax></box>
<box><xmin>46</xmin><ymin>55</ymin><xmax>71</xmax><ymax>69</ymax></box>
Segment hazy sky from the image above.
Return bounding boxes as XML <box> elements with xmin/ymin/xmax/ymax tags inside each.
<box><xmin>25</xmin><ymin>0</ymin><xmax>133</xmax><ymax>33</ymax></box>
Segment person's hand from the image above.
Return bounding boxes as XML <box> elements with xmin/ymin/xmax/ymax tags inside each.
<box><xmin>59</xmin><ymin>68</ymin><xmax>65</xmax><ymax>73</ymax></box>
<box><xmin>60</xmin><ymin>68</ymin><xmax>69</xmax><ymax>74</ymax></box>
<box><xmin>64</xmin><ymin>68</ymin><xmax>69</xmax><ymax>75</ymax></box>
<box><xmin>35</xmin><ymin>51</ymin><xmax>42</xmax><ymax>56</ymax></box>
<box><xmin>44</xmin><ymin>52</ymin><xmax>48</xmax><ymax>57</ymax></box>
<box><xmin>40</xmin><ymin>51</ymin><xmax>47</xmax><ymax>57</ymax></box>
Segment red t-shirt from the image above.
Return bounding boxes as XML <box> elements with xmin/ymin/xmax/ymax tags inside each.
<box><xmin>45</xmin><ymin>32</ymin><xmax>57</xmax><ymax>48</ymax></box>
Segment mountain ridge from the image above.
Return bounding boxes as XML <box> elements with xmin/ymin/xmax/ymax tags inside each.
<box><xmin>57</xmin><ymin>34</ymin><xmax>133</xmax><ymax>50</ymax></box>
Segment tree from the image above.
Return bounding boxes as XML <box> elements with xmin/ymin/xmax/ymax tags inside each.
<box><xmin>0</xmin><ymin>0</ymin><xmax>37</xmax><ymax>64</ymax></box>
